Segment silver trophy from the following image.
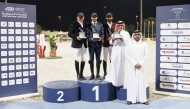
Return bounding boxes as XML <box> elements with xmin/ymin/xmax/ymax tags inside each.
<box><xmin>91</xmin><ymin>26</ymin><xmax>100</xmax><ymax>41</ymax></box>
<box><xmin>113</xmin><ymin>31</ymin><xmax>122</xmax><ymax>39</ymax></box>
<box><xmin>79</xmin><ymin>27</ymin><xmax>86</xmax><ymax>39</ymax></box>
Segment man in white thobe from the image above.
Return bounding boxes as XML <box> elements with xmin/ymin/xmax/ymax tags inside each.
<box><xmin>126</xmin><ymin>30</ymin><xmax>149</xmax><ymax>105</ymax></box>
<box><xmin>105</xmin><ymin>21</ymin><xmax>131</xmax><ymax>87</ymax></box>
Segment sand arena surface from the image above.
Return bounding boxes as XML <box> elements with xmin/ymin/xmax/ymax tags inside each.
<box><xmin>7</xmin><ymin>41</ymin><xmax>190</xmax><ymax>102</ymax></box>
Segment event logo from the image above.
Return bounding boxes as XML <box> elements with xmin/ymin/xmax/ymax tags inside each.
<box><xmin>169</xmin><ymin>8</ymin><xmax>186</xmax><ymax>20</ymax></box>
<box><xmin>5</xmin><ymin>7</ymin><xmax>14</xmax><ymax>11</ymax></box>
<box><xmin>172</xmin><ymin>64</ymin><xmax>183</xmax><ymax>68</ymax></box>
<box><xmin>9</xmin><ymin>72</ymin><xmax>15</xmax><ymax>78</ymax></box>
<box><xmin>16</xmin><ymin>72</ymin><xmax>22</xmax><ymax>77</ymax></box>
<box><xmin>16</xmin><ymin>79</ymin><xmax>22</xmax><ymax>84</ymax></box>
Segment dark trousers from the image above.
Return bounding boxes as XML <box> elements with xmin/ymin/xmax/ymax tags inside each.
<box><xmin>89</xmin><ymin>47</ymin><xmax>102</xmax><ymax>61</ymax></box>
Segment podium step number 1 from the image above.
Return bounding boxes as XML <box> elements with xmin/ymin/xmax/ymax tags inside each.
<box><xmin>92</xmin><ymin>86</ymin><xmax>99</xmax><ymax>101</ymax></box>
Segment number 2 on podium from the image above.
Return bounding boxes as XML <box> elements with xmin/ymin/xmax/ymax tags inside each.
<box><xmin>57</xmin><ymin>91</ymin><xmax>64</xmax><ymax>101</ymax></box>
<box><xmin>92</xmin><ymin>86</ymin><xmax>99</xmax><ymax>101</ymax></box>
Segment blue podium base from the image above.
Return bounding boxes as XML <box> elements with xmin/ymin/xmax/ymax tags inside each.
<box><xmin>78</xmin><ymin>79</ymin><xmax>116</xmax><ymax>102</ymax></box>
<box><xmin>43</xmin><ymin>80</ymin><xmax>79</xmax><ymax>103</ymax></box>
<box><xmin>116</xmin><ymin>85</ymin><xmax>150</xmax><ymax>100</ymax></box>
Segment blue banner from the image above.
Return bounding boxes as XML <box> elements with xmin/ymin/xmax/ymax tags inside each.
<box><xmin>0</xmin><ymin>2</ymin><xmax>37</xmax><ymax>98</ymax></box>
<box><xmin>156</xmin><ymin>4</ymin><xmax>190</xmax><ymax>94</ymax></box>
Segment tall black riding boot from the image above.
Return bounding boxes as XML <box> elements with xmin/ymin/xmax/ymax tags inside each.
<box><xmin>96</xmin><ymin>60</ymin><xmax>102</xmax><ymax>79</ymax></box>
<box><xmin>89</xmin><ymin>61</ymin><xmax>94</xmax><ymax>80</ymax></box>
<box><xmin>75</xmin><ymin>60</ymin><xmax>79</xmax><ymax>80</ymax></box>
<box><xmin>78</xmin><ymin>61</ymin><xmax>86</xmax><ymax>81</ymax></box>
<box><xmin>102</xmin><ymin>60</ymin><xmax>107</xmax><ymax>79</ymax></box>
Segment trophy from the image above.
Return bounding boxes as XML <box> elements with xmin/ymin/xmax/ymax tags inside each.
<box><xmin>79</xmin><ymin>27</ymin><xmax>86</xmax><ymax>39</ymax></box>
<box><xmin>91</xmin><ymin>26</ymin><xmax>100</xmax><ymax>41</ymax></box>
<box><xmin>113</xmin><ymin>31</ymin><xmax>122</xmax><ymax>39</ymax></box>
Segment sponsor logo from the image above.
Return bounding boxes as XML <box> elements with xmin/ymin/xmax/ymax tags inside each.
<box><xmin>5</xmin><ymin>7</ymin><xmax>14</xmax><ymax>11</ymax></box>
<box><xmin>16</xmin><ymin>72</ymin><xmax>22</xmax><ymax>77</ymax></box>
<box><xmin>16</xmin><ymin>43</ymin><xmax>21</xmax><ymax>48</ymax></box>
<box><xmin>160</xmin><ymin>76</ymin><xmax>177</xmax><ymax>82</ymax></box>
<box><xmin>1</xmin><ymin>66</ymin><xmax>7</xmax><ymax>71</ymax></box>
<box><xmin>23</xmin><ymin>57</ymin><xmax>28</xmax><ymax>62</ymax></box>
<box><xmin>15</xmin><ymin>22</ymin><xmax>21</xmax><ymax>27</ymax></box>
<box><xmin>23</xmin><ymin>50</ymin><xmax>28</xmax><ymax>55</ymax></box>
<box><xmin>9</xmin><ymin>80</ymin><xmax>15</xmax><ymax>85</ymax></box>
<box><xmin>165</xmin><ymin>56</ymin><xmax>172</xmax><ymax>61</ymax></box>
<box><xmin>29</xmin><ymin>36</ymin><xmax>35</xmax><ymax>41</ymax></box>
<box><xmin>8</xmin><ymin>51</ymin><xmax>14</xmax><ymax>56</ymax></box>
<box><xmin>22</xmin><ymin>22</ymin><xmax>28</xmax><ymax>27</ymax></box>
<box><xmin>1</xmin><ymin>73</ymin><xmax>8</xmax><ymax>79</ymax></box>
<box><xmin>23</xmin><ymin>78</ymin><xmax>29</xmax><ymax>84</ymax></box>
<box><xmin>30</xmin><ymin>57</ymin><xmax>35</xmax><ymax>62</ymax></box>
<box><xmin>178</xmin><ymin>57</ymin><xmax>190</xmax><ymax>63</ymax></box>
<box><xmin>178</xmin><ymin>71</ymin><xmax>190</xmax><ymax>77</ymax></box>
<box><xmin>1</xmin><ymin>58</ymin><xmax>7</xmax><ymax>64</ymax></box>
<box><xmin>23</xmin><ymin>64</ymin><xmax>28</xmax><ymax>69</ymax></box>
<box><xmin>160</xmin><ymin>83</ymin><xmax>177</xmax><ymax>89</ymax></box>
<box><xmin>30</xmin><ymin>71</ymin><xmax>35</xmax><ymax>76</ymax></box>
<box><xmin>9</xmin><ymin>72</ymin><xmax>15</xmax><ymax>78</ymax></box>
<box><xmin>9</xmin><ymin>65</ymin><xmax>15</xmax><ymax>71</ymax></box>
<box><xmin>1</xmin><ymin>29</ymin><xmax>7</xmax><ymax>34</ymax></box>
<box><xmin>1</xmin><ymin>51</ymin><xmax>7</xmax><ymax>56</ymax></box>
<box><xmin>30</xmin><ymin>50</ymin><xmax>35</xmax><ymax>55</ymax></box>
<box><xmin>22</xmin><ymin>29</ymin><xmax>28</xmax><ymax>34</ymax></box>
<box><xmin>29</xmin><ymin>22</ymin><xmax>34</xmax><ymax>27</ymax></box>
<box><xmin>1</xmin><ymin>21</ymin><xmax>7</xmax><ymax>27</ymax></box>
<box><xmin>8</xmin><ymin>29</ymin><xmax>14</xmax><ymax>34</ymax></box>
<box><xmin>1</xmin><ymin>36</ymin><xmax>7</xmax><ymax>41</ymax></box>
<box><xmin>8</xmin><ymin>43</ymin><xmax>14</xmax><ymax>49</ymax></box>
<box><xmin>178</xmin><ymin>84</ymin><xmax>190</xmax><ymax>91</ymax></box>
<box><xmin>22</xmin><ymin>36</ymin><xmax>28</xmax><ymax>41</ymax></box>
<box><xmin>178</xmin><ymin>78</ymin><xmax>190</xmax><ymax>84</ymax></box>
<box><xmin>16</xmin><ymin>79</ymin><xmax>22</xmax><ymax>84</ymax></box>
<box><xmin>181</xmin><ymin>50</ymin><xmax>190</xmax><ymax>55</ymax></box>
<box><xmin>8</xmin><ymin>36</ymin><xmax>14</xmax><ymax>41</ymax></box>
<box><xmin>15</xmin><ymin>36</ymin><xmax>21</xmax><ymax>41</ymax></box>
<box><xmin>161</xmin><ymin>37</ymin><xmax>176</xmax><ymax>42</ymax></box>
<box><xmin>182</xmin><ymin>37</ymin><xmax>190</xmax><ymax>41</ymax></box>
<box><xmin>160</xmin><ymin>50</ymin><xmax>177</xmax><ymax>55</ymax></box>
<box><xmin>9</xmin><ymin>58</ymin><xmax>14</xmax><ymax>63</ymax></box>
<box><xmin>8</xmin><ymin>22</ymin><xmax>14</xmax><ymax>27</ymax></box>
<box><xmin>179</xmin><ymin>44</ymin><xmax>190</xmax><ymax>48</ymax></box>
<box><xmin>30</xmin><ymin>64</ymin><xmax>35</xmax><ymax>69</ymax></box>
<box><xmin>29</xmin><ymin>29</ymin><xmax>35</xmax><ymax>34</ymax></box>
<box><xmin>16</xmin><ymin>50</ymin><xmax>21</xmax><ymax>56</ymax></box>
<box><xmin>1</xmin><ymin>80</ymin><xmax>8</xmax><ymax>86</ymax></box>
<box><xmin>23</xmin><ymin>71</ymin><xmax>29</xmax><ymax>76</ymax></box>
<box><xmin>16</xmin><ymin>65</ymin><xmax>22</xmax><ymax>70</ymax></box>
<box><xmin>15</xmin><ymin>29</ymin><xmax>21</xmax><ymax>34</ymax></box>
<box><xmin>23</xmin><ymin>43</ymin><xmax>28</xmax><ymax>48</ymax></box>
<box><xmin>16</xmin><ymin>57</ymin><xmax>22</xmax><ymax>63</ymax></box>
<box><xmin>172</xmin><ymin>63</ymin><xmax>183</xmax><ymax>68</ymax></box>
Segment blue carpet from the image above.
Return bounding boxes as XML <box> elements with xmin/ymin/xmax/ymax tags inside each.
<box><xmin>1</xmin><ymin>100</ymin><xmax>190</xmax><ymax>109</ymax></box>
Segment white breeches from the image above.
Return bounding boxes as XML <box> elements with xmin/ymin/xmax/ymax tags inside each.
<box><xmin>74</xmin><ymin>44</ymin><xmax>87</xmax><ymax>62</ymax></box>
<box><xmin>103</xmin><ymin>46</ymin><xmax>112</xmax><ymax>61</ymax></box>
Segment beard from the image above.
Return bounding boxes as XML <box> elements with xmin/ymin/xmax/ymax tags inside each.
<box><xmin>107</xmin><ymin>19</ymin><xmax>112</xmax><ymax>22</ymax></box>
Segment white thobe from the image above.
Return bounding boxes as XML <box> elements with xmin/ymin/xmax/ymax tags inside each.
<box><xmin>126</xmin><ymin>40</ymin><xmax>149</xmax><ymax>103</ymax></box>
<box><xmin>105</xmin><ymin>30</ymin><xmax>130</xmax><ymax>87</ymax></box>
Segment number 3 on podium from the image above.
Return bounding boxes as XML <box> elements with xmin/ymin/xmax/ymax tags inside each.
<box><xmin>57</xmin><ymin>91</ymin><xmax>64</xmax><ymax>101</ymax></box>
<box><xmin>92</xmin><ymin>86</ymin><xmax>99</xmax><ymax>101</ymax></box>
